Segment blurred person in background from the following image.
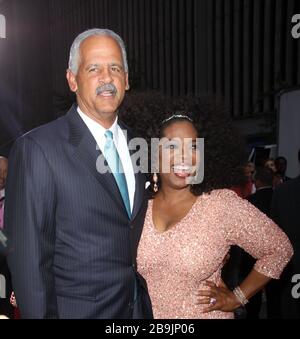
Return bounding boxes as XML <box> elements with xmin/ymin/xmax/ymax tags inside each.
<box><xmin>249</xmin><ymin>168</ymin><xmax>274</xmax><ymax>217</ymax></box>
<box><xmin>231</xmin><ymin>161</ymin><xmax>255</xmax><ymax>199</ymax></box>
<box><xmin>267</xmin><ymin>150</ymin><xmax>300</xmax><ymax>318</ymax></box>
<box><xmin>239</xmin><ymin>167</ymin><xmax>274</xmax><ymax>318</ymax></box>
<box><xmin>264</xmin><ymin>158</ymin><xmax>283</xmax><ymax>187</ymax></box>
<box><xmin>0</xmin><ymin>156</ymin><xmax>13</xmax><ymax>318</ymax></box>
<box><xmin>275</xmin><ymin>157</ymin><xmax>291</xmax><ymax>182</ymax></box>
<box><xmin>264</xmin><ymin>158</ymin><xmax>276</xmax><ymax>173</ymax></box>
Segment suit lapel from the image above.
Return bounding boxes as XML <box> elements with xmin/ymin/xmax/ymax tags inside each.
<box><xmin>66</xmin><ymin>105</ymin><xmax>125</xmax><ymax>213</ymax></box>
<box><xmin>119</xmin><ymin>122</ymin><xmax>146</xmax><ymax>221</ymax></box>
<box><xmin>132</xmin><ymin>170</ymin><xmax>146</xmax><ymax>221</ymax></box>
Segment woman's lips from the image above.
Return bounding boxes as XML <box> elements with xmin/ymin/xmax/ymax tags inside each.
<box><xmin>172</xmin><ymin>165</ymin><xmax>193</xmax><ymax>178</ymax></box>
<box><xmin>174</xmin><ymin>172</ymin><xmax>190</xmax><ymax>178</ymax></box>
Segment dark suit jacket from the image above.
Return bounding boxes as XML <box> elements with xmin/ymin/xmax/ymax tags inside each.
<box><xmin>5</xmin><ymin>105</ymin><xmax>153</xmax><ymax>319</ymax></box>
<box><xmin>271</xmin><ymin>176</ymin><xmax>300</xmax><ymax>280</ymax></box>
<box><xmin>248</xmin><ymin>187</ymin><xmax>274</xmax><ymax>218</ymax></box>
<box><xmin>239</xmin><ymin>187</ymin><xmax>274</xmax><ymax>281</ymax></box>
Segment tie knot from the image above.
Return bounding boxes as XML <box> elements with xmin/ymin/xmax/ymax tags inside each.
<box><xmin>105</xmin><ymin>130</ymin><xmax>113</xmax><ymax>140</ymax></box>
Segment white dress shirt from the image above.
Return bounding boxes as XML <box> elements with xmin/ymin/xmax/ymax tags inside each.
<box><xmin>77</xmin><ymin>107</ymin><xmax>135</xmax><ymax>212</ymax></box>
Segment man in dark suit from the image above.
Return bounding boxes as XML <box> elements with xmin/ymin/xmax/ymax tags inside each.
<box><xmin>5</xmin><ymin>29</ymin><xmax>153</xmax><ymax>319</ymax></box>
<box><xmin>0</xmin><ymin>156</ymin><xmax>14</xmax><ymax>319</ymax></box>
<box><xmin>248</xmin><ymin>167</ymin><xmax>274</xmax><ymax>218</ymax></box>
<box><xmin>267</xmin><ymin>151</ymin><xmax>300</xmax><ymax>318</ymax></box>
<box><xmin>275</xmin><ymin>156</ymin><xmax>292</xmax><ymax>182</ymax></box>
<box><xmin>239</xmin><ymin>168</ymin><xmax>274</xmax><ymax>318</ymax></box>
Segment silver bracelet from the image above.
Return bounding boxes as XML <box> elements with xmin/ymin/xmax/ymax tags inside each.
<box><xmin>233</xmin><ymin>286</ymin><xmax>249</xmax><ymax>306</ymax></box>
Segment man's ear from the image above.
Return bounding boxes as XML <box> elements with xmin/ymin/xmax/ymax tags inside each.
<box><xmin>66</xmin><ymin>69</ymin><xmax>78</xmax><ymax>93</ymax></box>
<box><xmin>125</xmin><ymin>73</ymin><xmax>130</xmax><ymax>91</ymax></box>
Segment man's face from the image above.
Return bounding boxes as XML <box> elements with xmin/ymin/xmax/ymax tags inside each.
<box><xmin>67</xmin><ymin>35</ymin><xmax>129</xmax><ymax>128</ymax></box>
<box><xmin>0</xmin><ymin>158</ymin><xmax>8</xmax><ymax>190</ymax></box>
<box><xmin>275</xmin><ymin>159</ymin><xmax>287</xmax><ymax>175</ymax></box>
<box><xmin>244</xmin><ymin>163</ymin><xmax>255</xmax><ymax>179</ymax></box>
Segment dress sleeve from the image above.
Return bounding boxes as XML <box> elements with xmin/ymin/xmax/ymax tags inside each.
<box><xmin>220</xmin><ymin>189</ymin><xmax>294</xmax><ymax>279</ymax></box>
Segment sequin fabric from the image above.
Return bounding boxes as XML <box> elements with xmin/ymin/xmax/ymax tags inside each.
<box><xmin>137</xmin><ymin>189</ymin><xmax>293</xmax><ymax>319</ymax></box>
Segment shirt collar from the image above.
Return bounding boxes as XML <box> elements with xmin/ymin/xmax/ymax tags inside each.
<box><xmin>77</xmin><ymin>107</ymin><xmax>119</xmax><ymax>142</ymax></box>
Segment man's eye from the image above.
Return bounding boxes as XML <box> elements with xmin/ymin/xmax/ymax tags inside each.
<box><xmin>111</xmin><ymin>66</ymin><xmax>121</xmax><ymax>72</ymax></box>
<box><xmin>89</xmin><ymin>67</ymin><xmax>97</xmax><ymax>72</ymax></box>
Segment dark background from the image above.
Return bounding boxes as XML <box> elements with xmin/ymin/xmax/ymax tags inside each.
<box><xmin>0</xmin><ymin>0</ymin><xmax>300</xmax><ymax>154</ymax></box>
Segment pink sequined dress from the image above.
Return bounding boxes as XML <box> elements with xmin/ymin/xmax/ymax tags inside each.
<box><xmin>137</xmin><ymin>189</ymin><xmax>293</xmax><ymax>319</ymax></box>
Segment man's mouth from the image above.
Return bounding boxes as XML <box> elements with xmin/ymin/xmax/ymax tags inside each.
<box><xmin>96</xmin><ymin>84</ymin><xmax>117</xmax><ymax>97</ymax></box>
<box><xmin>98</xmin><ymin>90</ymin><xmax>115</xmax><ymax>97</ymax></box>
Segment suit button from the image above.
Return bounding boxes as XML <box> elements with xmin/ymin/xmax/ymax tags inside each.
<box><xmin>132</xmin><ymin>264</ymin><xmax>136</xmax><ymax>270</ymax></box>
<box><xmin>128</xmin><ymin>302</ymin><xmax>133</xmax><ymax>309</ymax></box>
<box><xmin>130</xmin><ymin>225</ymin><xmax>134</xmax><ymax>230</ymax></box>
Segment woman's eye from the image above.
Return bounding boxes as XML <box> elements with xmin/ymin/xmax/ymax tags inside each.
<box><xmin>165</xmin><ymin>143</ymin><xmax>178</xmax><ymax>150</ymax></box>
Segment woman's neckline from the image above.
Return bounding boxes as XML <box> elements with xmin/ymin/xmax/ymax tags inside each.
<box><xmin>150</xmin><ymin>196</ymin><xmax>200</xmax><ymax>235</ymax></box>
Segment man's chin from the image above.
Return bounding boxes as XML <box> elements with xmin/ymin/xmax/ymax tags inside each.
<box><xmin>95</xmin><ymin>103</ymin><xmax>121</xmax><ymax>116</ymax></box>
<box><xmin>93</xmin><ymin>108</ymin><xmax>119</xmax><ymax>120</ymax></box>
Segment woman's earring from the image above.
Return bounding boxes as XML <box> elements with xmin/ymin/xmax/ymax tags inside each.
<box><xmin>153</xmin><ymin>173</ymin><xmax>159</xmax><ymax>193</ymax></box>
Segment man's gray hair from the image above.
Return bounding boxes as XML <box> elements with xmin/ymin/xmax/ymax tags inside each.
<box><xmin>68</xmin><ymin>28</ymin><xmax>129</xmax><ymax>75</ymax></box>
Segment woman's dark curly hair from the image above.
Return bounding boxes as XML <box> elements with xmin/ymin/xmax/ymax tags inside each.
<box><xmin>119</xmin><ymin>91</ymin><xmax>248</xmax><ymax>196</ymax></box>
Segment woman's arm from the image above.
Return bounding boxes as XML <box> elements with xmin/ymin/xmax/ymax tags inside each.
<box><xmin>196</xmin><ymin>269</ymin><xmax>271</xmax><ymax>313</ymax></box>
<box><xmin>239</xmin><ymin>269</ymin><xmax>271</xmax><ymax>301</ymax></box>
<box><xmin>196</xmin><ymin>189</ymin><xmax>293</xmax><ymax>313</ymax></box>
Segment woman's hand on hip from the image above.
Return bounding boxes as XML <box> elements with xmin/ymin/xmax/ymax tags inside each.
<box><xmin>195</xmin><ymin>281</ymin><xmax>241</xmax><ymax>313</ymax></box>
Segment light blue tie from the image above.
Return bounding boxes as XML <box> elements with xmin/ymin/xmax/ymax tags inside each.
<box><xmin>104</xmin><ymin>130</ymin><xmax>131</xmax><ymax>218</ymax></box>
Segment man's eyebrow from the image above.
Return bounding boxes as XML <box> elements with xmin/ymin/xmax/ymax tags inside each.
<box><xmin>84</xmin><ymin>63</ymin><xmax>124</xmax><ymax>71</ymax></box>
<box><xmin>85</xmin><ymin>63</ymin><xmax>99</xmax><ymax>70</ymax></box>
<box><xmin>110</xmin><ymin>63</ymin><xmax>124</xmax><ymax>69</ymax></box>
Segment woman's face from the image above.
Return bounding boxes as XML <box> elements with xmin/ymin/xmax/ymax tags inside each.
<box><xmin>158</xmin><ymin>121</ymin><xmax>200</xmax><ymax>191</ymax></box>
<box><xmin>265</xmin><ymin>160</ymin><xmax>276</xmax><ymax>173</ymax></box>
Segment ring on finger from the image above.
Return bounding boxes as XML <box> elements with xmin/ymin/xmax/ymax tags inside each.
<box><xmin>210</xmin><ymin>297</ymin><xmax>217</xmax><ymax>306</ymax></box>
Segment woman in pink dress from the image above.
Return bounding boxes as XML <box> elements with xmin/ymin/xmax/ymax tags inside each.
<box><xmin>136</xmin><ymin>105</ymin><xmax>293</xmax><ymax>319</ymax></box>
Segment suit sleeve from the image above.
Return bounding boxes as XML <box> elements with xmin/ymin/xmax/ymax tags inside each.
<box><xmin>5</xmin><ymin>136</ymin><xmax>58</xmax><ymax>318</ymax></box>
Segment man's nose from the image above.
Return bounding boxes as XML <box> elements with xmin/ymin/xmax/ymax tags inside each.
<box><xmin>99</xmin><ymin>67</ymin><xmax>113</xmax><ymax>83</ymax></box>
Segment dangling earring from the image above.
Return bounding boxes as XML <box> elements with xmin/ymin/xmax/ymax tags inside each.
<box><xmin>153</xmin><ymin>173</ymin><xmax>159</xmax><ymax>193</ymax></box>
